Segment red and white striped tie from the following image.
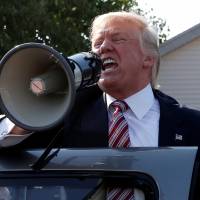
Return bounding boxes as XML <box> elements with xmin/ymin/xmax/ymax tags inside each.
<box><xmin>107</xmin><ymin>100</ymin><xmax>135</xmax><ymax>200</ymax></box>
<box><xmin>109</xmin><ymin>100</ymin><xmax>130</xmax><ymax>148</ymax></box>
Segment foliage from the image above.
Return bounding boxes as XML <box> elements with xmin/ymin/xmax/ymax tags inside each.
<box><xmin>136</xmin><ymin>7</ymin><xmax>170</xmax><ymax>44</ymax></box>
<box><xmin>0</xmin><ymin>0</ymin><xmax>168</xmax><ymax>59</ymax></box>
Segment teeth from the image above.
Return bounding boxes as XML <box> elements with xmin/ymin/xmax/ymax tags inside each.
<box><xmin>103</xmin><ymin>58</ymin><xmax>116</xmax><ymax>65</ymax></box>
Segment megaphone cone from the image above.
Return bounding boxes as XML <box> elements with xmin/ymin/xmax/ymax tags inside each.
<box><xmin>0</xmin><ymin>43</ymin><xmax>102</xmax><ymax>131</ymax></box>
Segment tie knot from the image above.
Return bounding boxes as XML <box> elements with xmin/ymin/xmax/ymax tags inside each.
<box><xmin>110</xmin><ymin>100</ymin><xmax>129</xmax><ymax>114</ymax></box>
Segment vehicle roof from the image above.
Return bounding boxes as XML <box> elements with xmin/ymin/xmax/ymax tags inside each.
<box><xmin>0</xmin><ymin>147</ymin><xmax>197</xmax><ymax>200</ymax></box>
<box><xmin>0</xmin><ymin>147</ymin><xmax>197</xmax><ymax>172</ymax></box>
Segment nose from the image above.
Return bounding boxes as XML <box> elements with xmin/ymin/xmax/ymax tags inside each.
<box><xmin>99</xmin><ymin>39</ymin><xmax>114</xmax><ymax>54</ymax></box>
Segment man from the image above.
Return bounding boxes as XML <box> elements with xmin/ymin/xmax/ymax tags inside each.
<box><xmin>61</xmin><ymin>11</ymin><xmax>200</xmax><ymax>148</ymax></box>
<box><xmin>1</xmin><ymin>11</ymin><xmax>200</xmax><ymax>148</ymax></box>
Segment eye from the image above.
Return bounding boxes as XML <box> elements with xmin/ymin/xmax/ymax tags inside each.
<box><xmin>112</xmin><ymin>37</ymin><xmax>127</xmax><ymax>44</ymax></box>
<box><xmin>93</xmin><ymin>39</ymin><xmax>103</xmax><ymax>48</ymax></box>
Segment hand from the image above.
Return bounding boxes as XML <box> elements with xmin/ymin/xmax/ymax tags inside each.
<box><xmin>11</xmin><ymin>126</ymin><xmax>30</xmax><ymax>135</ymax></box>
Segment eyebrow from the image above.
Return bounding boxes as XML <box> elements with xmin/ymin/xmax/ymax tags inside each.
<box><xmin>94</xmin><ymin>31</ymin><xmax>128</xmax><ymax>39</ymax></box>
<box><xmin>111</xmin><ymin>32</ymin><xmax>126</xmax><ymax>37</ymax></box>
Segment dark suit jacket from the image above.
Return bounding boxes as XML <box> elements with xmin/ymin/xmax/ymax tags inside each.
<box><xmin>8</xmin><ymin>85</ymin><xmax>200</xmax><ymax>149</ymax></box>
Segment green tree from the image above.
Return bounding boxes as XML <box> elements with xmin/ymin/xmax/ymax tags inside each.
<box><xmin>0</xmin><ymin>0</ymin><xmax>168</xmax><ymax>59</ymax></box>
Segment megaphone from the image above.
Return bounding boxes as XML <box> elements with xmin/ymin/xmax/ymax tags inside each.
<box><xmin>0</xmin><ymin>43</ymin><xmax>102</xmax><ymax>131</ymax></box>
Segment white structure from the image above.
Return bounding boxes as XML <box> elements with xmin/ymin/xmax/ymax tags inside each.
<box><xmin>158</xmin><ymin>23</ymin><xmax>200</xmax><ymax>109</ymax></box>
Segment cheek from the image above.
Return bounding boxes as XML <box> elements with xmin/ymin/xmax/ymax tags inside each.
<box><xmin>91</xmin><ymin>42</ymin><xmax>99</xmax><ymax>53</ymax></box>
<box><xmin>91</xmin><ymin>46</ymin><xmax>98</xmax><ymax>54</ymax></box>
<box><xmin>123</xmin><ymin>48</ymin><xmax>144</xmax><ymax>68</ymax></box>
<box><xmin>120</xmin><ymin>52</ymin><xmax>143</xmax><ymax>79</ymax></box>
<box><xmin>120</xmin><ymin>50</ymin><xmax>138</xmax><ymax>69</ymax></box>
<box><xmin>118</xmin><ymin>46</ymin><xmax>136</xmax><ymax>61</ymax></box>
<box><xmin>93</xmin><ymin>49</ymin><xmax>101</xmax><ymax>58</ymax></box>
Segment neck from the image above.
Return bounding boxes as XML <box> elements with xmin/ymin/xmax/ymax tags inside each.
<box><xmin>105</xmin><ymin>82</ymin><xmax>150</xmax><ymax>100</ymax></box>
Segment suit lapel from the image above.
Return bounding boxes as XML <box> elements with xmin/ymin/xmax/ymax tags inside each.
<box><xmin>158</xmin><ymin>98</ymin><xmax>179</xmax><ymax>146</ymax></box>
<box><xmin>155</xmin><ymin>90</ymin><xmax>185</xmax><ymax>146</ymax></box>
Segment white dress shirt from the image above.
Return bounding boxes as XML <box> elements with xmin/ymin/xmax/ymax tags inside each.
<box><xmin>106</xmin><ymin>84</ymin><xmax>160</xmax><ymax>147</ymax></box>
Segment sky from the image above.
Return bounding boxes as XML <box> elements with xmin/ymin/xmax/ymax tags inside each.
<box><xmin>137</xmin><ymin>0</ymin><xmax>200</xmax><ymax>39</ymax></box>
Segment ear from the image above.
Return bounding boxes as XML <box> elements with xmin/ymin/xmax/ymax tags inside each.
<box><xmin>143</xmin><ymin>55</ymin><xmax>155</xmax><ymax>69</ymax></box>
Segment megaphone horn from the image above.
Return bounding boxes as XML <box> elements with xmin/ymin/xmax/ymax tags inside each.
<box><xmin>0</xmin><ymin>43</ymin><xmax>102</xmax><ymax>131</ymax></box>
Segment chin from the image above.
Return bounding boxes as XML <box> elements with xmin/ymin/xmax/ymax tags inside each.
<box><xmin>98</xmin><ymin>79</ymin><xmax>119</xmax><ymax>93</ymax></box>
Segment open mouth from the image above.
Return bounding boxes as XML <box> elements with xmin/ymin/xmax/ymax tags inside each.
<box><xmin>102</xmin><ymin>58</ymin><xmax>117</xmax><ymax>71</ymax></box>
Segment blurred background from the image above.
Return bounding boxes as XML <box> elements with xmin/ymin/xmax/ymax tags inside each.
<box><xmin>0</xmin><ymin>0</ymin><xmax>169</xmax><ymax>58</ymax></box>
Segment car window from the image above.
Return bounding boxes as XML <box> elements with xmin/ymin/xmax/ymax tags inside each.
<box><xmin>0</xmin><ymin>186</ymin><xmax>146</xmax><ymax>200</ymax></box>
<box><xmin>0</xmin><ymin>175</ymin><xmax>158</xmax><ymax>200</ymax></box>
<box><xmin>0</xmin><ymin>178</ymin><xmax>101</xmax><ymax>200</ymax></box>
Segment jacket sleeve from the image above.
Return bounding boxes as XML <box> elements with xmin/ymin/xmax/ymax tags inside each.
<box><xmin>0</xmin><ymin>115</ymin><xmax>33</xmax><ymax>148</ymax></box>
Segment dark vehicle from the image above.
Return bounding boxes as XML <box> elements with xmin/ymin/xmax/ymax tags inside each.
<box><xmin>0</xmin><ymin>147</ymin><xmax>200</xmax><ymax>200</ymax></box>
<box><xmin>0</xmin><ymin>44</ymin><xmax>200</xmax><ymax>200</ymax></box>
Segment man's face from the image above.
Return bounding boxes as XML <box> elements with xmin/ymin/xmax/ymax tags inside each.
<box><xmin>91</xmin><ymin>18</ymin><xmax>151</xmax><ymax>98</ymax></box>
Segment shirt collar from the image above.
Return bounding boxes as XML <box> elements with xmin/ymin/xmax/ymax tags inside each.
<box><xmin>106</xmin><ymin>84</ymin><xmax>155</xmax><ymax>120</ymax></box>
